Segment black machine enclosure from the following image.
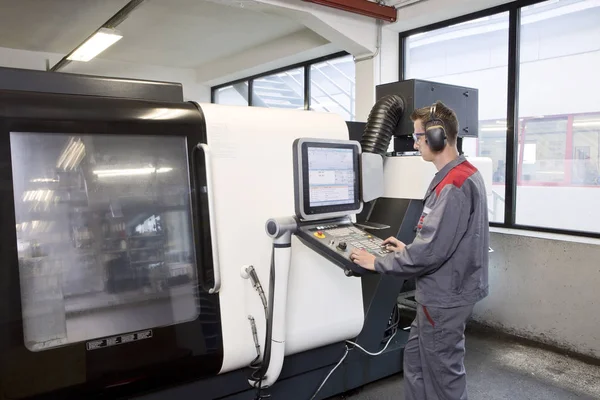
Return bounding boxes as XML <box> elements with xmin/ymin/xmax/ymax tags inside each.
<box><xmin>376</xmin><ymin>79</ymin><xmax>479</xmax><ymax>153</ymax></box>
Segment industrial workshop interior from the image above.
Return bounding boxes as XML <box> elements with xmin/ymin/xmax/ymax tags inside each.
<box><xmin>1</xmin><ymin>0</ymin><xmax>600</xmax><ymax>399</ymax></box>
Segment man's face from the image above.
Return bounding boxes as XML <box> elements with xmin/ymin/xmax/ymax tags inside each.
<box><xmin>413</xmin><ymin>119</ymin><xmax>434</xmax><ymax>162</ymax></box>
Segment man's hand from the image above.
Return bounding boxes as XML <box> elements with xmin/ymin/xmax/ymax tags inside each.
<box><xmin>382</xmin><ymin>236</ymin><xmax>406</xmax><ymax>252</ymax></box>
<box><xmin>349</xmin><ymin>248</ymin><xmax>376</xmax><ymax>271</ymax></box>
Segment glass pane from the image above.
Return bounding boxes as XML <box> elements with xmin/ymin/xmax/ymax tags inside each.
<box><xmin>310</xmin><ymin>54</ymin><xmax>356</xmax><ymax>121</ymax></box>
<box><xmin>516</xmin><ymin>0</ymin><xmax>600</xmax><ymax>233</ymax></box>
<box><xmin>252</xmin><ymin>67</ymin><xmax>305</xmax><ymax>109</ymax></box>
<box><xmin>572</xmin><ymin>113</ymin><xmax>600</xmax><ymax>186</ymax></box>
<box><xmin>10</xmin><ymin>132</ymin><xmax>199</xmax><ymax>351</ymax></box>
<box><xmin>214</xmin><ymin>82</ymin><xmax>249</xmax><ymax>106</ymax></box>
<box><xmin>519</xmin><ymin>118</ymin><xmax>568</xmax><ymax>183</ymax></box>
<box><xmin>405</xmin><ymin>12</ymin><xmax>510</xmax><ymax>223</ymax></box>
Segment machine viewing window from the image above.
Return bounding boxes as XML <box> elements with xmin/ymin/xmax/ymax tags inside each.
<box><xmin>9</xmin><ymin>132</ymin><xmax>199</xmax><ymax>351</ymax></box>
<box><xmin>294</xmin><ymin>139</ymin><xmax>361</xmax><ymax>220</ymax></box>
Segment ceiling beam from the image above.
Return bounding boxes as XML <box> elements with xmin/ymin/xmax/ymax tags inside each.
<box><xmin>302</xmin><ymin>0</ymin><xmax>397</xmax><ymax>22</ymax></box>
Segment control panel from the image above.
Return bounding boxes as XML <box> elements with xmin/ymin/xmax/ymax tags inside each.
<box><xmin>296</xmin><ymin>218</ymin><xmax>392</xmax><ymax>277</ymax></box>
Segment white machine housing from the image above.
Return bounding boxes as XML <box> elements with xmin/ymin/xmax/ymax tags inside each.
<box><xmin>383</xmin><ymin>155</ymin><xmax>494</xmax><ymax>201</ymax></box>
<box><xmin>199</xmin><ymin>104</ymin><xmax>365</xmax><ymax>375</ymax></box>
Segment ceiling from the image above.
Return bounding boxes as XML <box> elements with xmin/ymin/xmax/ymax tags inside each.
<box><xmin>0</xmin><ymin>0</ymin><xmax>131</xmax><ymax>53</ymax></box>
<box><xmin>0</xmin><ymin>0</ymin><xmax>306</xmax><ymax>69</ymax></box>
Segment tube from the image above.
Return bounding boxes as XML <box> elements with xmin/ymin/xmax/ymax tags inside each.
<box><xmin>248</xmin><ymin>217</ymin><xmax>296</xmax><ymax>390</ymax></box>
<box><xmin>260</xmin><ymin>242</ymin><xmax>292</xmax><ymax>387</ymax></box>
<box><xmin>360</xmin><ymin>94</ymin><xmax>405</xmax><ymax>156</ymax></box>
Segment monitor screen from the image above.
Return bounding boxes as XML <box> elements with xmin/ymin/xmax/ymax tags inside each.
<box><xmin>294</xmin><ymin>138</ymin><xmax>362</xmax><ymax>221</ymax></box>
<box><xmin>308</xmin><ymin>147</ymin><xmax>356</xmax><ymax>207</ymax></box>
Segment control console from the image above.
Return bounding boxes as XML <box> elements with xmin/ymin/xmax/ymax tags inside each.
<box><xmin>296</xmin><ymin>217</ymin><xmax>392</xmax><ymax>277</ymax></box>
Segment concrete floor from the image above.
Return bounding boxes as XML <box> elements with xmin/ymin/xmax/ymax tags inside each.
<box><xmin>331</xmin><ymin>330</ymin><xmax>600</xmax><ymax>400</ymax></box>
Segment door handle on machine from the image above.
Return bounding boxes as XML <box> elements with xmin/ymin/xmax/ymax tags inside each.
<box><xmin>197</xmin><ymin>143</ymin><xmax>221</xmax><ymax>294</ymax></box>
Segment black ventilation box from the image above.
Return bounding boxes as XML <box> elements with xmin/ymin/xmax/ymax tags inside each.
<box><xmin>376</xmin><ymin>79</ymin><xmax>479</xmax><ymax>140</ymax></box>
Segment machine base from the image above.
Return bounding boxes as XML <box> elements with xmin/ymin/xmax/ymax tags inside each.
<box><xmin>132</xmin><ymin>325</ymin><xmax>409</xmax><ymax>400</ymax></box>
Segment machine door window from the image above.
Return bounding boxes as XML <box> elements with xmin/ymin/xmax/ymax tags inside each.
<box><xmin>10</xmin><ymin>132</ymin><xmax>199</xmax><ymax>351</ymax></box>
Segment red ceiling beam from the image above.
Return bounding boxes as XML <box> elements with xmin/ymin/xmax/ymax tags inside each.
<box><xmin>303</xmin><ymin>0</ymin><xmax>397</xmax><ymax>22</ymax></box>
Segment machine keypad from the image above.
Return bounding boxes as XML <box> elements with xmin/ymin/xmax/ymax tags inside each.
<box><xmin>309</xmin><ymin>224</ymin><xmax>393</xmax><ymax>259</ymax></box>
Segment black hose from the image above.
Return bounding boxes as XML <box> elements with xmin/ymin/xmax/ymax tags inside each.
<box><xmin>360</xmin><ymin>94</ymin><xmax>405</xmax><ymax>156</ymax></box>
<box><xmin>248</xmin><ymin>245</ymin><xmax>276</xmax><ymax>399</ymax></box>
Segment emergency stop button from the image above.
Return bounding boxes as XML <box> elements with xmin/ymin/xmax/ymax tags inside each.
<box><xmin>314</xmin><ymin>231</ymin><xmax>326</xmax><ymax>239</ymax></box>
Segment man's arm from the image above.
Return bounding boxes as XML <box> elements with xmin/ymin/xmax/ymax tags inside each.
<box><xmin>374</xmin><ymin>185</ymin><xmax>470</xmax><ymax>279</ymax></box>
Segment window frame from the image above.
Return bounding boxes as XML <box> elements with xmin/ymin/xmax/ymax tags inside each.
<box><xmin>210</xmin><ymin>51</ymin><xmax>350</xmax><ymax>110</ymax></box>
<box><xmin>398</xmin><ymin>0</ymin><xmax>600</xmax><ymax>239</ymax></box>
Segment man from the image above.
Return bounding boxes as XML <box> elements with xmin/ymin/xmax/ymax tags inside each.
<box><xmin>350</xmin><ymin>101</ymin><xmax>489</xmax><ymax>400</ymax></box>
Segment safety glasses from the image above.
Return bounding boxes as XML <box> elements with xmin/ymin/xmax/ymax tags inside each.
<box><xmin>412</xmin><ymin>133</ymin><xmax>425</xmax><ymax>142</ymax></box>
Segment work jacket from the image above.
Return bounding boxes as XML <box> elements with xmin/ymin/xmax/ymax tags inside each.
<box><xmin>374</xmin><ymin>155</ymin><xmax>489</xmax><ymax>308</ymax></box>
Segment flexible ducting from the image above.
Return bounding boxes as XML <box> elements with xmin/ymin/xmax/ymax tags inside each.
<box><xmin>360</xmin><ymin>94</ymin><xmax>405</xmax><ymax>156</ymax></box>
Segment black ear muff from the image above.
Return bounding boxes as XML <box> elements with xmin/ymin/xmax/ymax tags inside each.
<box><xmin>425</xmin><ymin>103</ymin><xmax>447</xmax><ymax>152</ymax></box>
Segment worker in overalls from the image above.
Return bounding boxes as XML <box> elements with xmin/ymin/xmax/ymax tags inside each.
<box><xmin>350</xmin><ymin>101</ymin><xmax>490</xmax><ymax>400</ymax></box>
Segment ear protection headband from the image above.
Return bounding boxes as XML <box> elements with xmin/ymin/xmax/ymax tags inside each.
<box><xmin>425</xmin><ymin>103</ymin><xmax>447</xmax><ymax>152</ymax></box>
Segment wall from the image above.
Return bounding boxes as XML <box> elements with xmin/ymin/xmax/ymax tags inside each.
<box><xmin>0</xmin><ymin>46</ymin><xmax>211</xmax><ymax>102</ymax></box>
<box><xmin>354</xmin><ymin>26</ymin><xmax>400</xmax><ymax>121</ymax></box>
<box><xmin>473</xmin><ymin>232</ymin><xmax>600</xmax><ymax>359</ymax></box>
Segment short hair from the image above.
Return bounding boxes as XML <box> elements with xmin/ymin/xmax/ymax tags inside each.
<box><xmin>410</xmin><ymin>101</ymin><xmax>459</xmax><ymax>145</ymax></box>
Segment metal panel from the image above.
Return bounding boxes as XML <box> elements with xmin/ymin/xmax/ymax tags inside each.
<box><xmin>0</xmin><ymin>66</ymin><xmax>183</xmax><ymax>102</ymax></box>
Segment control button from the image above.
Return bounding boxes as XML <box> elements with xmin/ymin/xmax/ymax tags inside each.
<box><xmin>337</xmin><ymin>241</ymin><xmax>347</xmax><ymax>251</ymax></box>
<box><xmin>314</xmin><ymin>231</ymin><xmax>326</xmax><ymax>239</ymax></box>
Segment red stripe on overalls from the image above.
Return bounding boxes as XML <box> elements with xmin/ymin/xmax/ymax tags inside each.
<box><xmin>423</xmin><ymin>306</ymin><xmax>435</xmax><ymax>327</ymax></box>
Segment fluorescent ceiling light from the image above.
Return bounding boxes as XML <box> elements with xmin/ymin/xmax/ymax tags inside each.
<box><xmin>93</xmin><ymin>167</ymin><xmax>173</xmax><ymax>178</ymax></box>
<box><xmin>67</xmin><ymin>28</ymin><xmax>123</xmax><ymax>62</ymax></box>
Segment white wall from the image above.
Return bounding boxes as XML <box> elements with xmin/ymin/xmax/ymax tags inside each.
<box><xmin>473</xmin><ymin>232</ymin><xmax>600</xmax><ymax>359</ymax></box>
<box><xmin>354</xmin><ymin>26</ymin><xmax>401</xmax><ymax>121</ymax></box>
<box><xmin>0</xmin><ymin>47</ymin><xmax>211</xmax><ymax>102</ymax></box>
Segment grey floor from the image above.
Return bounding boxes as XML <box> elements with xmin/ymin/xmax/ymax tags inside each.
<box><xmin>331</xmin><ymin>331</ymin><xmax>600</xmax><ymax>400</ymax></box>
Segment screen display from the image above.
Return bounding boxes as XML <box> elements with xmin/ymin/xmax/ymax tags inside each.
<box><xmin>307</xmin><ymin>146</ymin><xmax>356</xmax><ymax>207</ymax></box>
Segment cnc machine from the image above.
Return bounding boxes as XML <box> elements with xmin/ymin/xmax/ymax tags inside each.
<box><xmin>0</xmin><ymin>67</ymin><xmax>490</xmax><ymax>400</ymax></box>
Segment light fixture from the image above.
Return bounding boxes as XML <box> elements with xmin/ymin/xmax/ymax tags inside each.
<box><xmin>67</xmin><ymin>28</ymin><xmax>123</xmax><ymax>62</ymax></box>
<box><xmin>93</xmin><ymin>167</ymin><xmax>173</xmax><ymax>178</ymax></box>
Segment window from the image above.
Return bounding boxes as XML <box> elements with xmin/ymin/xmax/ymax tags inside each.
<box><xmin>515</xmin><ymin>0</ymin><xmax>600</xmax><ymax>233</ymax></box>
<box><xmin>211</xmin><ymin>52</ymin><xmax>355</xmax><ymax>121</ymax></box>
<box><xmin>572</xmin><ymin>113</ymin><xmax>600</xmax><ymax>186</ymax></box>
<box><xmin>401</xmin><ymin>0</ymin><xmax>600</xmax><ymax>237</ymax></box>
<box><xmin>213</xmin><ymin>82</ymin><xmax>249</xmax><ymax>106</ymax></box>
<box><xmin>310</xmin><ymin>54</ymin><xmax>356</xmax><ymax>121</ymax></box>
<box><xmin>405</xmin><ymin>12</ymin><xmax>510</xmax><ymax>223</ymax></box>
<box><xmin>252</xmin><ymin>67</ymin><xmax>304</xmax><ymax>109</ymax></box>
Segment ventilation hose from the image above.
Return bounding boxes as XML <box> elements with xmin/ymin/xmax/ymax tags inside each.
<box><xmin>360</xmin><ymin>94</ymin><xmax>405</xmax><ymax>156</ymax></box>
